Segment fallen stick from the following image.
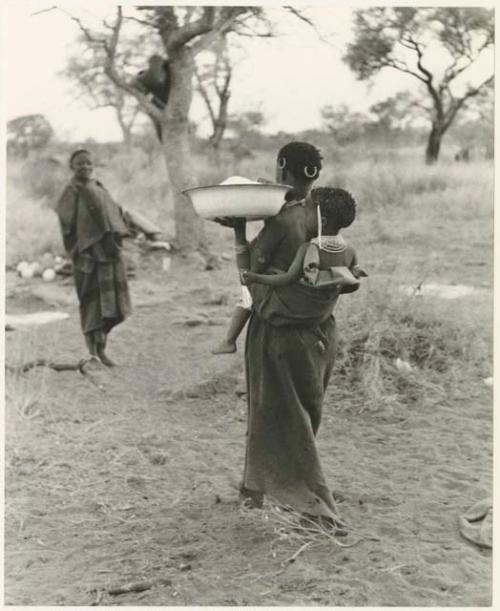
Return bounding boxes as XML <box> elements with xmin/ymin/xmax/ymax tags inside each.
<box><xmin>5</xmin><ymin>358</ymin><xmax>89</xmax><ymax>373</ymax></box>
<box><xmin>108</xmin><ymin>578</ymin><xmax>172</xmax><ymax>596</ymax></box>
<box><xmin>282</xmin><ymin>540</ymin><xmax>314</xmax><ymax>565</ymax></box>
<box><xmin>5</xmin><ymin>358</ymin><xmax>105</xmax><ymax>390</ymax></box>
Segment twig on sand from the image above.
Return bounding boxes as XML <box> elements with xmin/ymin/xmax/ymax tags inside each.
<box><xmin>6</xmin><ymin>358</ymin><xmax>83</xmax><ymax>373</ymax></box>
<box><xmin>412</xmin><ymin>273</ymin><xmax>428</xmax><ymax>295</ymax></box>
<box><xmin>282</xmin><ymin>540</ymin><xmax>314</xmax><ymax>565</ymax></box>
<box><xmin>107</xmin><ymin>578</ymin><xmax>172</xmax><ymax>596</ymax></box>
<box><xmin>380</xmin><ymin>563</ymin><xmax>409</xmax><ymax>573</ymax></box>
<box><xmin>5</xmin><ymin>358</ymin><xmax>106</xmax><ymax>391</ymax></box>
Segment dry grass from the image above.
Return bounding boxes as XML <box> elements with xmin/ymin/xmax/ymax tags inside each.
<box><xmin>4</xmin><ymin>329</ymin><xmax>60</xmax><ymax>421</ymax></box>
<box><xmin>330</xmin><ymin>280</ymin><xmax>491</xmax><ymax>413</ymax></box>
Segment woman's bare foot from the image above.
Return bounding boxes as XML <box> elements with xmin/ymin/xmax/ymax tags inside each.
<box><xmin>212</xmin><ymin>340</ymin><xmax>237</xmax><ymax>355</ymax></box>
<box><xmin>82</xmin><ymin>355</ymin><xmax>103</xmax><ymax>371</ymax></box>
<box><xmin>97</xmin><ymin>349</ymin><xmax>116</xmax><ymax>367</ymax></box>
<box><xmin>239</xmin><ymin>486</ymin><xmax>264</xmax><ymax>509</ymax></box>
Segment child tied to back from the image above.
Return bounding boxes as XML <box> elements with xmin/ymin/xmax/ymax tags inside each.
<box><xmin>55</xmin><ymin>150</ymin><xmax>131</xmax><ymax>366</ymax></box>
<box><xmin>212</xmin><ymin>141</ymin><xmax>323</xmax><ymax>354</ymax></box>
<box><xmin>241</xmin><ymin>187</ymin><xmax>367</xmax><ymax>292</ymax></box>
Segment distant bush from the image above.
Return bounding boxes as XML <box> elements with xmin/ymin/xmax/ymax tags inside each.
<box><xmin>19</xmin><ymin>157</ymin><xmax>67</xmax><ymax>204</ymax></box>
<box><xmin>7</xmin><ymin>114</ymin><xmax>54</xmax><ymax>158</ymax></box>
<box><xmin>6</xmin><ymin>180</ymin><xmax>63</xmax><ymax>267</ymax></box>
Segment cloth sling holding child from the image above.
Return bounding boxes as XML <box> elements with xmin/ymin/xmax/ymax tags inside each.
<box><xmin>301</xmin><ymin>242</ymin><xmax>360</xmax><ymax>294</ymax></box>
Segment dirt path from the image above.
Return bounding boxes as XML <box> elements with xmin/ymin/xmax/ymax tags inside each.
<box><xmin>4</xmin><ymin>261</ymin><xmax>492</xmax><ymax>606</ymax></box>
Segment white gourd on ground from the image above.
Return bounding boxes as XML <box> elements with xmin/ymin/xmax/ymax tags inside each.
<box><xmin>42</xmin><ymin>268</ymin><xmax>56</xmax><ymax>282</ymax></box>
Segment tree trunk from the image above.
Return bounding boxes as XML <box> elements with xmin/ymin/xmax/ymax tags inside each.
<box><xmin>161</xmin><ymin>47</ymin><xmax>208</xmax><ymax>255</ymax></box>
<box><xmin>208</xmin><ymin>98</ymin><xmax>229</xmax><ymax>166</ymax></box>
<box><xmin>425</xmin><ymin>123</ymin><xmax>443</xmax><ymax>164</ymax></box>
<box><xmin>208</xmin><ymin>119</ymin><xmax>226</xmax><ymax>165</ymax></box>
<box><xmin>115</xmin><ymin>102</ymin><xmax>133</xmax><ymax>152</ymax></box>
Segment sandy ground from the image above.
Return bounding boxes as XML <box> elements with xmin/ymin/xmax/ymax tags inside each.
<box><xmin>4</xmin><ymin>252</ymin><xmax>493</xmax><ymax>606</ymax></box>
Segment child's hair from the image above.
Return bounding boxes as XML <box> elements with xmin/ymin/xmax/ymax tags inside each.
<box><xmin>69</xmin><ymin>149</ymin><xmax>91</xmax><ymax>168</ymax></box>
<box><xmin>277</xmin><ymin>141</ymin><xmax>322</xmax><ymax>180</ymax></box>
<box><xmin>312</xmin><ymin>187</ymin><xmax>356</xmax><ymax>230</ymax></box>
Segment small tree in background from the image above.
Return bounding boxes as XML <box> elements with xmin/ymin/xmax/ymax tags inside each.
<box><xmin>225</xmin><ymin>110</ymin><xmax>268</xmax><ymax>158</ymax></box>
<box><xmin>194</xmin><ymin>35</ymin><xmax>233</xmax><ymax>164</ymax></box>
<box><xmin>449</xmin><ymin>81</ymin><xmax>494</xmax><ymax>159</ymax></box>
<box><xmin>369</xmin><ymin>91</ymin><xmax>424</xmax><ymax>132</ymax></box>
<box><xmin>7</xmin><ymin>114</ymin><xmax>54</xmax><ymax>158</ymax></box>
<box><xmin>344</xmin><ymin>7</ymin><xmax>494</xmax><ymax>163</ymax></box>
<box><xmin>62</xmin><ymin>37</ymin><xmax>146</xmax><ymax>148</ymax></box>
<box><xmin>321</xmin><ymin>104</ymin><xmax>368</xmax><ymax>146</ymax></box>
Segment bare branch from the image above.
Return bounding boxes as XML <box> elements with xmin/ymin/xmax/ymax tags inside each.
<box><xmin>55</xmin><ymin>7</ymin><xmax>110</xmax><ymax>52</ymax></box>
<box><xmin>123</xmin><ymin>15</ymin><xmax>158</xmax><ymax>29</ymax></box>
<box><xmin>194</xmin><ymin>67</ymin><xmax>216</xmax><ymax>125</ymax></box>
<box><xmin>30</xmin><ymin>5</ymin><xmax>57</xmax><ymax>17</ymax></box>
<box><xmin>284</xmin><ymin>6</ymin><xmax>314</xmax><ymax>28</ymax></box>
<box><xmin>383</xmin><ymin>58</ymin><xmax>430</xmax><ymax>85</ymax></box>
<box><xmin>407</xmin><ymin>36</ymin><xmax>434</xmax><ymax>84</ymax></box>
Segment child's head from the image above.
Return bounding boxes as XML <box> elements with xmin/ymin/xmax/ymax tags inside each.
<box><xmin>69</xmin><ymin>149</ymin><xmax>93</xmax><ymax>181</ymax></box>
<box><xmin>275</xmin><ymin>141</ymin><xmax>322</xmax><ymax>186</ymax></box>
<box><xmin>311</xmin><ymin>187</ymin><xmax>356</xmax><ymax>234</ymax></box>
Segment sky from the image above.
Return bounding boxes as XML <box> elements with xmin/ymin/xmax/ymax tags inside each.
<box><xmin>4</xmin><ymin>1</ymin><xmax>495</xmax><ymax>142</ymax></box>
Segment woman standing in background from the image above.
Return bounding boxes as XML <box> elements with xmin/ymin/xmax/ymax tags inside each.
<box><xmin>56</xmin><ymin>149</ymin><xmax>131</xmax><ymax>366</ymax></box>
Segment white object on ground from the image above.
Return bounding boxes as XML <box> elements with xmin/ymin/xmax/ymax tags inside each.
<box><xmin>400</xmin><ymin>283</ymin><xmax>481</xmax><ymax>299</ymax></box>
<box><xmin>162</xmin><ymin>257</ymin><xmax>171</xmax><ymax>273</ymax></box>
<box><xmin>483</xmin><ymin>377</ymin><xmax>493</xmax><ymax>387</ymax></box>
<box><xmin>30</xmin><ymin>261</ymin><xmax>43</xmax><ymax>277</ymax></box>
<box><xmin>42</xmin><ymin>268</ymin><xmax>56</xmax><ymax>282</ymax></box>
<box><xmin>5</xmin><ymin>311</ymin><xmax>70</xmax><ymax>329</ymax></box>
<box><xmin>458</xmin><ymin>498</ymin><xmax>492</xmax><ymax>549</ymax></box>
<box><xmin>41</xmin><ymin>252</ymin><xmax>55</xmax><ymax>269</ymax></box>
<box><xmin>17</xmin><ymin>261</ymin><xmax>29</xmax><ymax>274</ymax></box>
<box><xmin>395</xmin><ymin>358</ymin><xmax>413</xmax><ymax>373</ymax></box>
<box><xmin>21</xmin><ymin>266</ymin><xmax>34</xmax><ymax>279</ymax></box>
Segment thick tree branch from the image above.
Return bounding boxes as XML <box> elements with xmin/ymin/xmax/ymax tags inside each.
<box><xmin>407</xmin><ymin>36</ymin><xmax>434</xmax><ymax>84</ymax></box>
<box><xmin>190</xmin><ymin>8</ymin><xmax>249</xmax><ymax>55</ymax></box>
<box><xmin>442</xmin><ymin>75</ymin><xmax>494</xmax><ymax>131</ymax></box>
<box><xmin>194</xmin><ymin>67</ymin><xmax>216</xmax><ymax>124</ymax></box>
<box><xmin>383</xmin><ymin>58</ymin><xmax>430</xmax><ymax>85</ymax></box>
<box><xmin>284</xmin><ymin>6</ymin><xmax>314</xmax><ymax>28</ymax></box>
<box><xmin>102</xmin><ymin>8</ymin><xmax>162</xmax><ymax>121</ymax></box>
<box><xmin>167</xmin><ymin>7</ymin><xmax>216</xmax><ymax>51</ymax></box>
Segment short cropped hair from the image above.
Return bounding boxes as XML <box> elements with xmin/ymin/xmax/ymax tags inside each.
<box><xmin>312</xmin><ymin>187</ymin><xmax>356</xmax><ymax>230</ymax></box>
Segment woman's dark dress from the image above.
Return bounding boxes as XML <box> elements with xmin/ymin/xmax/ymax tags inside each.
<box><xmin>56</xmin><ymin>178</ymin><xmax>131</xmax><ymax>336</ymax></box>
<box><xmin>244</xmin><ymin>201</ymin><xmax>341</xmax><ymax>519</ymax></box>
